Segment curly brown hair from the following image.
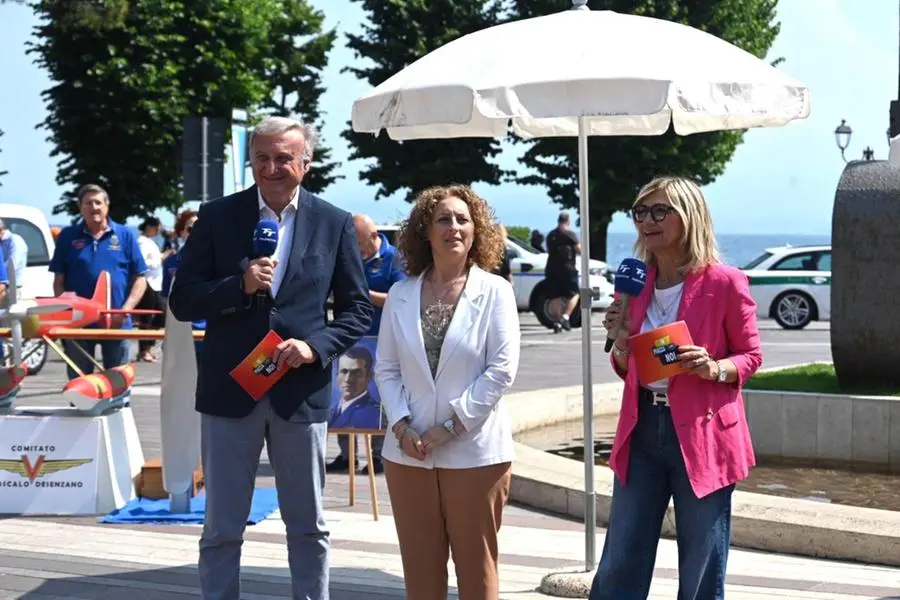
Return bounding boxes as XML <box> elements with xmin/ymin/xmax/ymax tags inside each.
<box><xmin>397</xmin><ymin>184</ymin><xmax>505</xmax><ymax>276</ymax></box>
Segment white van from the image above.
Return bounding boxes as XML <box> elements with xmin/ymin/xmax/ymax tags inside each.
<box><xmin>0</xmin><ymin>203</ymin><xmax>56</xmax><ymax>373</ymax></box>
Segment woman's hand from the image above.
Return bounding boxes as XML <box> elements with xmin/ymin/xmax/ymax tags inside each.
<box><xmin>603</xmin><ymin>297</ymin><xmax>631</xmax><ymax>349</ymax></box>
<box><xmin>420</xmin><ymin>425</ymin><xmax>455</xmax><ymax>453</ymax></box>
<box><xmin>677</xmin><ymin>344</ymin><xmax>717</xmax><ymax>380</ymax></box>
<box><xmin>400</xmin><ymin>428</ymin><xmax>428</xmax><ymax>461</ymax></box>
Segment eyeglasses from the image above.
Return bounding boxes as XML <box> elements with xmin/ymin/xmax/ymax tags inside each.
<box><xmin>631</xmin><ymin>204</ymin><xmax>675</xmax><ymax>223</ymax></box>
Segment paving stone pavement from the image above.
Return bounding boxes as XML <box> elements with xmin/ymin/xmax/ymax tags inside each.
<box><xmin>3</xmin><ymin>318</ymin><xmax>897</xmax><ymax>598</ymax></box>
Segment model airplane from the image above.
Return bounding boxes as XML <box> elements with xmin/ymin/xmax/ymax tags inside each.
<box><xmin>22</xmin><ymin>271</ymin><xmax>163</xmax><ymax>337</ymax></box>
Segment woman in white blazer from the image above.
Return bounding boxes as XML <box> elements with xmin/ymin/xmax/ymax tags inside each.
<box><xmin>374</xmin><ymin>184</ymin><xmax>521</xmax><ymax>600</ymax></box>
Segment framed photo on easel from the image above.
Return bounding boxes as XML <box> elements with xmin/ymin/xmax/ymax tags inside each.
<box><xmin>328</xmin><ymin>336</ymin><xmax>384</xmax><ymax>433</ymax></box>
<box><xmin>328</xmin><ymin>335</ymin><xmax>384</xmax><ymax>520</ymax></box>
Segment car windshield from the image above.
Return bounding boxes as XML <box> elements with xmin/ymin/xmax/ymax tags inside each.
<box><xmin>742</xmin><ymin>251</ymin><xmax>772</xmax><ymax>270</ymax></box>
<box><xmin>3</xmin><ymin>217</ymin><xmax>50</xmax><ymax>266</ymax></box>
<box><xmin>508</xmin><ymin>235</ymin><xmax>543</xmax><ymax>254</ymax></box>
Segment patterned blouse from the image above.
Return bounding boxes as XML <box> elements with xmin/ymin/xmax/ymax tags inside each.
<box><xmin>421</xmin><ymin>300</ymin><xmax>456</xmax><ymax>378</ymax></box>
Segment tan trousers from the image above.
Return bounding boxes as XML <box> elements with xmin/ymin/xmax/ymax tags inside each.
<box><xmin>384</xmin><ymin>459</ymin><xmax>513</xmax><ymax>600</ymax></box>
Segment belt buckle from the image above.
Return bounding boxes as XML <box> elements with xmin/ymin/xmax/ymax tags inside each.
<box><xmin>652</xmin><ymin>394</ymin><xmax>669</xmax><ymax>407</ymax></box>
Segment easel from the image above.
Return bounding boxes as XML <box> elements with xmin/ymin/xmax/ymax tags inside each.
<box><xmin>331</xmin><ymin>428</ymin><xmax>385</xmax><ymax>521</ymax></box>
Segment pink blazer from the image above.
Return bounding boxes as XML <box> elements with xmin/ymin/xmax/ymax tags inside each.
<box><xmin>608</xmin><ymin>263</ymin><xmax>763</xmax><ymax>499</ymax></box>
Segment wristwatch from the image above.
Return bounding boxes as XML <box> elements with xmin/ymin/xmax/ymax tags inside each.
<box><xmin>442</xmin><ymin>418</ymin><xmax>456</xmax><ymax>435</ymax></box>
<box><xmin>716</xmin><ymin>360</ymin><xmax>727</xmax><ymax>383</ymax></box>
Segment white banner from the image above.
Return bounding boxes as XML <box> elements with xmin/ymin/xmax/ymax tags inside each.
<box><xmin>0</xmin><ymin>415</ymin><xmax>101</xmax><ymax>515</ymax></box>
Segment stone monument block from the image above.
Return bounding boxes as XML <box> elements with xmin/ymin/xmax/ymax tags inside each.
<box><xmin>831</xmin><ymin>160</ymin><xmax>900</xmax><ymax>388</ymax></box>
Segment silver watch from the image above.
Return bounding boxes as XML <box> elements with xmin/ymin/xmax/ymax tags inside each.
<box><xmin>716</xmin><ymin>360</ymin><xmax>727</xmax><ymax>383</ymax></box>
<box><xmin>442</xmin><ymin>418</ymin><xmax>455</xmax><ymax>435</ymax></box>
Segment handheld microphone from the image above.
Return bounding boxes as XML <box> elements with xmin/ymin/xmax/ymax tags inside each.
<box><xmin>604</xmin><ymin>258</ymin><xmax>648</xmax><ymax>353</ymax></box>
<box><xmin>252</xmin><ymin>219</ymin><xmax>279</xmax><ymax>301</ymax></box>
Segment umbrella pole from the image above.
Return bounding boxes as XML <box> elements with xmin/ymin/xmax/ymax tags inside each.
<box><xmin>577</xmin><ymin>116</ymin><xmax>597</xmax><ymax>572</ymax></box>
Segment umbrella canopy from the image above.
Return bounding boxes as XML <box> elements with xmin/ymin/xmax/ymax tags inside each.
<box><xmin>352</xmin><ymin>8</ymin><xmax>810</xmax><ymax>140</ymax></box>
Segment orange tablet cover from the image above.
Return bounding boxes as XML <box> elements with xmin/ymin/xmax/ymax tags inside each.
<box><xmin>628</xmin><ymin>321</ymin><xmax>694</xmax><ymax>386</ymax></box>
<box><xmin>229</xmin><ymin>330</ymin><xmax>290</xmax><ymax>400</ymax></box>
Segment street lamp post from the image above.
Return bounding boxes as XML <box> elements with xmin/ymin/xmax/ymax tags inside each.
<box><xmin>835</xmin><ymin>119</ymin><xmax>852</xmax><ymax>162</ymax></box>
<box><xmin>834</xmin><ymin>120</ymin><xmax>891</xmax><ymax>162</ymax></box>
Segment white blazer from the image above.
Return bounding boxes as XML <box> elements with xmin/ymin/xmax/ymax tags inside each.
<box><xmin>374</xmin><ymin>265</ymin><xmax>521</xmax><ymax>469</ymax></box>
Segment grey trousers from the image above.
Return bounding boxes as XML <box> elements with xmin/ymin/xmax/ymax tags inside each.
<box><xmin>199</xmin><ymin>399</ymin><xmax>329</xmax><ymax>600</ymax></box>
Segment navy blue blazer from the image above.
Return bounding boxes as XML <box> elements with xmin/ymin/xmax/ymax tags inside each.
<box><xmin>169</xmin><ymin>185</ymin><xmax>374</xmax><ymax>422</ymax></box>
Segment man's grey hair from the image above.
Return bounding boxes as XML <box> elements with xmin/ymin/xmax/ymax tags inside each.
<box><xmin>77</xmin><ymin>183</ymin><xmax>110</xmax><ymax>204</ymax></box>
<box><xmin>249</xmin><ymin>116</ymin><xmax>318</xmax><ymax>162</ymax></box>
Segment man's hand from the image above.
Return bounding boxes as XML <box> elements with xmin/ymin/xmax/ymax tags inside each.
<box><xmin>108</xmin><ymin>313</ymin><xmax>126</xmax><ymax>329</ymax></box>
<box><xmin>272</xmin><ymin>339</ymin><xmax>317</xmax><ymax>369</ymax></box>
<box><xmin>421</xmin><ymin>425</ymin><xmax>455</xmax><ymax>453</ymax></box>
<box><xmin>242</xmin><ymin>257</ymin><xmax>278</xmax><ymax>295</ymax></box>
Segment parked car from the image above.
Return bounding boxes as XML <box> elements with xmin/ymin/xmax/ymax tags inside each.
<box><xmin>377</xmin><ymin>225</ymin><xmax>615</xmax><ymax>329</ymax></box>
<box><xmin>742</xmin><ymin>244</ymin><xmax>831</xmax><ymax>330</ymax></box>
<box><xmin>0</xmin><ymin>203</ymin><xmax>56</xmax><ymax>374</ymax></box>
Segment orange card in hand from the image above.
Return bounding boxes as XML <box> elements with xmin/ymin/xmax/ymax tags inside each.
<box><xmin>628</xmin><ymin>320</ymin><xmax>694</xmax><ymax>387</ymax></box>
<box><xmin>230</xmin><ymin>330</ymin><xmax>290</xmax><ymax>400</ymax></box>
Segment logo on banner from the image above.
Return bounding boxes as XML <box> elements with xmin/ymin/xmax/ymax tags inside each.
<box><xmin>0</xmin><ymin>446</ymin><xmax>93</xmax><ymax>488</ymax></box>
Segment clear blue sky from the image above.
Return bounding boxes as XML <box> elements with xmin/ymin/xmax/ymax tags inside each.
<box><xmin>0</xmin><ymin>0</ymin><xmax>896</xmax><ymax>235</ymax></box>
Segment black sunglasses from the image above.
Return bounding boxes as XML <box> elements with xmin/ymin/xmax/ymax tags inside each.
<box><xmin>631</xmin><ymin>203</ymin><xmax>675</xmax><ymax>223</ymax></box>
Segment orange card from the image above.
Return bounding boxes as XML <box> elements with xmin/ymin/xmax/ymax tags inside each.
<box><xmin>628</xmin><ymin>321</ymin><xmax>694</xmax><ymax>387</ymax></box>
<box><xmin>229</xmin><ymin>330</ymin><xmax>290</xmax><ymax>401</ymax></box>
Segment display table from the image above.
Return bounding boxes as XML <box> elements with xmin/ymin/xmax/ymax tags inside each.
<box><xmin>0</xmin><ymin>404</ymin><xmax>144</xmax><ymax>515</ymax></box>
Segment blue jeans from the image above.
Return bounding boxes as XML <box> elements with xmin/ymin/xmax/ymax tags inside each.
<box><xmin>64</xmin><ymin>339</ymin><xmax>131</xmax><ymax>379</ymax></box>
<box><xmin>589</xmin><ymin>401</ymin><xmax>734</xmax><ymax>600</ymax></box>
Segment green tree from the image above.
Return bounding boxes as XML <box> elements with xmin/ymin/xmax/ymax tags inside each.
<box><xmin>28</xmin><ymin>0</ymin><xmax>336</xmax><ymax>221</ymax></box>
<box><xmin>259</xmin><ymin>2</ymin><xmax>340</xmax><ymax>194</ymax></box>
<box><xmin>342</xmin><ymin>0</ymin><xmax>506</xmax><ymax>202</ymax></box>
<box><xmin>507</xmin><ymin>0</ymin><xmax>781</xmax><ymax>261</ymax></box>
<box><xmin>505</xmin><ymin>225</ymin><xmax>531</xmax><ymax>241</ymax></box>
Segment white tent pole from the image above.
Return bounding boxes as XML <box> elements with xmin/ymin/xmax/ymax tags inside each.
<box><xmin>577</xmin><ymin>115</ymin><xmax>597</xmax><ymax>571</ymax></box>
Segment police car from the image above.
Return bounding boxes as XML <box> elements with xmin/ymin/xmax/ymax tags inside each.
<box><xmin>741</xmin><ymin>244</ymin><xmax>831</xmax><ymax>330</ymax></box>
<box><xmin>377</xmin><ymin>225</ymin><xmax>615</xmax><ymax>329</ymax></box>
<box><xmin>0</xmin><ymin>203</ymin><xmax>56</xmax><ymax>373</ymax></box>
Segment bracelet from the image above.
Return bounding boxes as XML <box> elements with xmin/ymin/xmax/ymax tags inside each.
<box><xmin>612</xmin><ymin>342</ymin><xmax>630</xmax><ymax>357</ymax></box>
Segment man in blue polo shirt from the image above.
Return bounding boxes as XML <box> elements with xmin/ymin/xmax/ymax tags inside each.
<box><xmin>327</xmin><ymin>213</ymin><xmax>405</xmax><ymax>475</ymax></box>
<box><xmin>49</xmin><ymin>184</ymin><xmax>148</xmax><ymax>379</ymax></box>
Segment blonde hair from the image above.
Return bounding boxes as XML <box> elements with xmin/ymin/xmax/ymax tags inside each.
<box><xmin>631</xmin><ymin>176</ymin><xmax>720</xmax><ymax>273</ymax></box>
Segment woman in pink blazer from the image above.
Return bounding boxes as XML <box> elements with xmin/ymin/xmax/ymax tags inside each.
<box><xmin>589</xmin><ymin>176</ymin><xmax>762</xmax><ymax>600</ymax></box>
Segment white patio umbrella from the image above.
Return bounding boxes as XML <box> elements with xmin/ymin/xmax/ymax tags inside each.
<box><xmin>352</xmin><ymin>0</ymin><xmax>810</xmax><ymax>571</ymax></box>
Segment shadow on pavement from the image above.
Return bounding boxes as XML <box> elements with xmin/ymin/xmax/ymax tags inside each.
<box><xmin>17</xmin><ymin>562</ymin><xmax>413</xmax><ymax>599</ymax></box>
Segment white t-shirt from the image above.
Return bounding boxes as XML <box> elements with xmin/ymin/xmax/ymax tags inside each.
<box><xmin>138</xmin><ymin>235</ymin><xmax>163</xmax><ymax>292</ymax></box>
<box><xmin>640</xmin><ymin>282</ymin><xmax>684</xmax><ymax>394</ymax></box>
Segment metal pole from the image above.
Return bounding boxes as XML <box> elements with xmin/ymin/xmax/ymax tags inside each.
<box><xmin>201</xmin><ymin>116</ymin><xmax>209</xmax><ymax>203</ymax></box>
<box><xmin>891</xmin><ymin>2</ymin><xmax>900</xmax><ymax>138</ymax></box>
<box><xmin>577</xmin><ymin>116</ymin><xmax>596</xmax><ymax>571</ymax></box>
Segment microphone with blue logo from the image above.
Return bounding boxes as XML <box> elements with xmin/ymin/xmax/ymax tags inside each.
<box><xmin>252</xmin><ymin>219</ymin><xmax>279</xmax><ymax>301</ymax></box>
<box><xmin>604</xmin><ymin>258</ymin><xmax>648</xmax><ymax>353</ymax></box>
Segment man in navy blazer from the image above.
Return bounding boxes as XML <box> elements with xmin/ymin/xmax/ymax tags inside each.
<box><xmin>170</xmin><ymin>116</ymin><xmax>373</xmax><ymax>600</ymax></box>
